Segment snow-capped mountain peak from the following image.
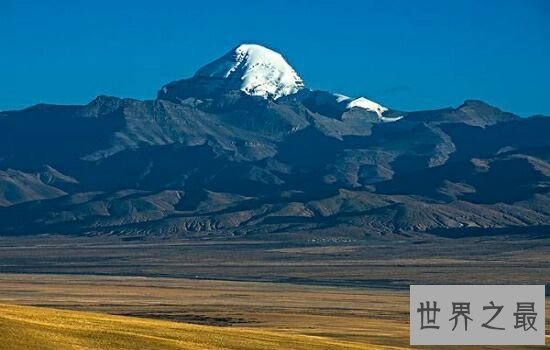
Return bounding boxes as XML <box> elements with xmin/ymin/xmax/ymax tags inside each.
<box><xmin>158</xmin><ymin>43</ymin><xmax>399</xmax><ymax>122</ymax></box>
<box><xmin>194</xmin><ymin>44</ymin><xmax>305</xmax><ymax>100</ymax></box>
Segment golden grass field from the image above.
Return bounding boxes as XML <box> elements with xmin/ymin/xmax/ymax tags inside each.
<box><xmin>0</xmin><ymin>274</ymin><xmax>410</xmax><ymax>348</ymax></box>
<box><xmin>0</xmin><ymin>273</ymin><xmax>548</xmax><ymax>349</ymax></box>
<box><xmin>0</xmin><ymin>236</ymin><xmax>548</xmax><ymax>349</ymax></box>
<box><xmin>0</xmin><ymin>303</ymin><xmax>387</xmax><ymax>350</ymax></box>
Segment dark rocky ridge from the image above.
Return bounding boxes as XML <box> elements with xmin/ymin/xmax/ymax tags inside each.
<box><xmin>0</xmin><ymin>67</ymin><xmax>548</xmax><ymax>239</ymax></box>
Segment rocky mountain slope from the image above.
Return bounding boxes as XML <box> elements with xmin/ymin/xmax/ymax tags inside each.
<box><xmin>0</xmin><ymin>44</ymin><xmax>548</xmax><ymax>238</ymax></box>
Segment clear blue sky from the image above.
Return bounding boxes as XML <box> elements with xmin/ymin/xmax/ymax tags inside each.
<box><xmin>1</xmin><ymin>0</ymin><xmax>549</xmax><ymax>116</ymax></box>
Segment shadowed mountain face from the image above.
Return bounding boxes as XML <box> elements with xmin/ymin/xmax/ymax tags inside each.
<box><xmin>0</xmin><ymin>45</ymin><xmax>548</xmax><ymax>239</ymax></box>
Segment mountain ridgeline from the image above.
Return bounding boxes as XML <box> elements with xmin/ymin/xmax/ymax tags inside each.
<box><xmin>0</xmin><ymin>44</ymin><xmax>548</xmax><ymax>238</ymax></box>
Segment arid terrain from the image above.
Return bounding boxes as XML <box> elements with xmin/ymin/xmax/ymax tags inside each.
<box><xmin>0</xmin><ymin>234</ymin><xmax>549</xmax><ymax>349</ymax></box>
<box><xmin>1</xmin><ymin>234</ymin><xmax>549</xmax><ymax>287</ymax></box>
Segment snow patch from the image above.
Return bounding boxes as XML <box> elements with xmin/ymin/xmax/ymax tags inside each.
<box><xmin>335</xmin><ymin>95</ymin><xmax>401</xmax><ymax>122</ymax></box>
<box><xmin>333</xmin><ymin>93</ymin><xmax>351</xmax><ymax>103</ymax></box>
<box><xmin>346</xmin><ymin>97</ymin><xmax>388</xmax><ymax>116</ymax></box>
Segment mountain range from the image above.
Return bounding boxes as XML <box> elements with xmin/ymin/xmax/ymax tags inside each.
<box><xmin>1</xmin><ymin>44</ymin><xmax>548</xmax><ymax>239</ymax></box>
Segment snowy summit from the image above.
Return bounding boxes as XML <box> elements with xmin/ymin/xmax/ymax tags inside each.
<box><xmin>194</xmin><ymin>44</ymin><xmax>305</xmax><ymax>100</ymax></box>
<box><xmin>160</xmin><ymin>43</ymin><xmax>395</xmax><ymax>121</ymax></box>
